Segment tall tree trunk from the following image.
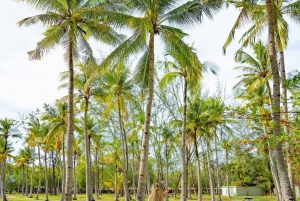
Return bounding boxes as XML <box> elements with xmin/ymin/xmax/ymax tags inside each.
<box><xmin>117</xmin><ymin>97</ymin><xmax>130</xmax><ymax>201</ymax></box>
<box><xmin>65</xmin><ymin>40</ymin><xmax>74</xmax><ymax>201</ymax></box>
<box><xmin>45</xmin><ymin>152</ymin><xmax>49</xmax><ymax>201</ymax></box>
<box><xmin>181</xmin><ymin>77</ymin><xmax>188</xmax><ymax>201</ymax></box>
<box><xmin>52</xmin><ymin>151</ymin><xmax>57</xmax><ymax>196</ymax></box>
<box><xmin>95</xmin><ymin>150</ymin><xmax>99</xmax><ymax>199</ymax></box>
<box><xmin>214</xmin><ymin>134</ymin><xmax>221</xmax><ymax>201</ymax></box>
<box><xmin>22</xmin><ymin>166</ymin><xmax>25</xmax><ymax>195</ymax></box>
<box><xmin>84</xmin><ymin>98</ymin><xmax>92</xmax><ymax>201</ymax></box>
<box><xmin>266</xmin><ymin>1</ymin><xmax>294</xmax><ymax>200</ymax></box>
<box><xmin>73</xmin><ymin>152</ymin><xmax>77</xmax><ymax>200</ymax></box>
<box><xmin>187</xmin><ymin>146</ymin><xmax>191</xmax><ymax>199</ymax></box>
<box><xmin>1</xmin><ymin>161</ymin><xmax>7</xmax><ymax>201</ymax></box>
<box><xmin>61</xmin><ymin>141</ymin><xmax>66</xmax><ymax>201</ymax></box>
<box><xmin>225</xmin><ymin>150</ymin><xmax>231</xmax><ymax>199</ymax></box>
<box><xmin>193</xmin><ymin>129</ymin><xmax>202</xmax><ymax>201</ymax></box>
<box><xmin>132</xmin><ymin>151</ymin><xmax>136</xmax><ymax>200</ymax></box>
<box><xmin>26</xmin><ymin>164</ymin><xmax>29</xmax><ymax>196</ymax></box>
<box><xmin>115</xmin><ymin>165</ymin><xmax>119</xmax><ymax>201</ymax></box>
<box><xmin>279</xmin><ymin>51</ymin><xmax>295</xmax><ymax>198</ymax></box>
<box><xmin>206</xmin><ymin>140</ymin><xmax>215</xmax><ymax>201</ymax></box>
<box><xmin>165</xmin><ymin>143</ymin><xmax>169</xmax><ymax>201</ymax></box>
<box><xmin>29</xmin><ymin>147</ymin><xmax>35</xmax><ymax>198</ymax></box>
<box><xmin>35</xmin><ymin>145</ymin><xmax>42</xmax><ymax>200</ymax></box>
<box><xmin>263</xmin><ymin>125</ymin><xmax>282</xmax><ymax>201</ymax></box>
<box><xmin>136</xmin><ymin>32</ymin><xmax>155</xmax><ymax>201</ymax></box>
<box><xmin>174</xmin><ymin>173</ymin><xmax>181</xmax><ymax>198</ymax></box>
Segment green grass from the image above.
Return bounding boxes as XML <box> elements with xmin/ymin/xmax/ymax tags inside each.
<box><xmin>6</xmin><ymin>194</ymin><xmax>281</xmax><ymax>201</ymax></box>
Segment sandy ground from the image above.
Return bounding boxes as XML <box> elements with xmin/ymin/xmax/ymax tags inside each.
<box><xmin>7</xmin><ymin>194</ymin><xmax>17</xmax><ymax>198</ymax></box>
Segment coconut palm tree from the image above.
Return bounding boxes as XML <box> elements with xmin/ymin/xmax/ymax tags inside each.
<box><xmin>223</xmin><ymin>0</ymin><xmax>297</xmax><ymax>198</ymax></box>
<box><xmin>42</xmin><ymin>101</ymin><xmax>70</xmax><ymax>201</ymax></box>
<box><xmin>59</xmin><ymin>57</ymin><xmax>105</xmax><ymax>201</ymax></box>
<box><xmin>104</xmin><ymin>139</ymin><xmax>123</xmax><ymax>201</ymax></box>
<box><xmin>101</xmin><ymin>65</ymin><xmax>138</xmax><ymax>201</ymax></box>
<box><xmin>17</xmin><ymin>1</ymin><xmax>125</xmax><ymax>199</ymax></box>
<box><xmin>0</xmin><ymin>118</ymin><xmax>19</xmax><ymax>201</ymax></box>
<box><xmin>96</xmin><ymin>1</ymin><xmax>222</xmax><ymax>199</ymax></box>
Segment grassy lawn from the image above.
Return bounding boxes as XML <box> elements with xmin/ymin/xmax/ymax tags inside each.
<box><xmin>6</xmin><ymin>194</ymin><xmax>282</xmax><ymax>201</ymax></box>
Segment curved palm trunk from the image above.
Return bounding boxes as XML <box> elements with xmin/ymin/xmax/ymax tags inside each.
<box><xmin>84</xmin><ymin>98</ymin><xmax>93</xmax><ymax>201</ymax></box>
<box><xmin>180</xmin><ymin>77</ymin><xmax>188</xmax><ymax>201</ymax></box>
<box><xmin>206</xmin><ymin>140</ymin><xmax>215</xmax><ymax>201</ymax></box>
<box><xmin>45</xmin><ymin>152</ymin><xmax>49</xmax><ymax>201</ymax></box>
<box><xmin>279</xmin><ymin>51</ymin><xmax>295</xmax><ymax>198</ymax></box>
<box><xmin>263</xmin><ymin>125</ymin><xmax>282</xmax><ymax>201</ymax></box>
<box><xmin>65</xmin><ymin>40</ymin><xmax>75</xmax><ymax>201</ymax></box>
<box><xmin>266</xmin><ymin>1</ymin><xmax>294</xmax><ymax>200</ymax></box>
<box><xmin>193</xmin><ymin>128</ymin><xmax>202</xmax><ymax>201</ymax></box>
<box><xmin>29</xmin><ymin>147</ymin><xmax>35</xmax><ymax>198</ymax></box>
<box><xmin>35</xmin><ymin>145</ymin><xmax>42</xmax><ymax>200</ymax></box>
<box><xmin>136</xmin><ymin>33</ymin><xmax>155</xmax><ymax>201</ymax></box>
<box><xmin>214</xmin><ymin>135</ymin><xmax>221</xmax><ymax>201</ymax></box>
<box><xmin>117</xmin><ymin>98</ymin><xmax>130</xmax><ymax>201</ymax></box>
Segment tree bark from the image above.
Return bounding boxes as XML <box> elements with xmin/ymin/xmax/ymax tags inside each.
<box><xmin>1</xmin><ymin>161</ymin><xmax>7</xmax><ymax>201</ymax></box>
<box><xmin>26</xmin><ymin>164</ymin><xmax>29</xmax><ymax>196</ymax></box>
<box><xmin>279</xmin><ymin>51</ymin><xmax>295</xmax><ymax>199</ymax></box>
<box><xmin>266</xmin><ymin>0</ymin><xmax>294</xmax><ymax>200</ymax></box>
<box><xmin>132</xmin><ymin>151</ymin><xmax>136</xmax><ymax>200</ymax></box>
<box><xmin>73</xmin><ymin>153</ymin><xmax>77</xmax><ymax>200</ymax></box>
<box><xmin>117</xmin><ymin>97</ymin><xmax>130</xmax><ymax>201</ymax></box>
<box><xmin>29</xmin><ymin>147</ymin><xmax>35</xmax><ymax>198</ymax></box>
<box><xmin>214</xmin><ymin>134</ymin><xmax>221</xmax><ymax>201</ymax></box>
<box><xmin>61</xmin><ymin>140</ymin><xmax>66</xmax><ymax>201</ymax></box>
<box><xmin>52</xmin><ymin>151</ymin><xmax>57</xmax><ymax>196</ymax></box>
<box><xmin>206</xmin><ymin>140</ymin><xmax>215</xmax><ymax>201</ymax></box>
<box><xmin>115</xmin><ymin>165</ymin><xmax>119</xmax><ymax>201</ymax></box>
<box><xmin>84</xmin><ymin>98</ymin><xmax>93</xmax><ymax>201</ymax></box>
<box><xmin>225</xmin><ymin>151</ymin><xmax>231</xmax><ymax>199</ymax></box>
<box><xmin>181</xmin><ymin>78</ymin><xmax>188</xmax><ymax>201</ymax></box>
<box><xmin>65</xmin><ymin>39</ymin><xmax>74</xmax><ymax>201</ymax></box>
<box><xmin>45</xmin><ymin>152</ymin><xmax>49</xmax><ymax>201</ymax></box>
<box><xmin>35</xmin><ymin>145</ymin><xmax>42</xmax><ymax>200</ymax></box>
<box><xmin>193</xmin><ymin>129</ymin><xmax>202</xmax><ymax>201</ymax></box>
<box><xmin>95</xmin><ymin>150</ymin><xmax>99</xmax><ymax>199</ymax></box>
<box><xmin>136</xmin><ymin>32</ymin><xmax>155</xmax><ymax>201</ymax></box>
<box><xmin>263</xmin><ymin>125</ymin><xmax>282</xmax><ymax>201</ymax></box>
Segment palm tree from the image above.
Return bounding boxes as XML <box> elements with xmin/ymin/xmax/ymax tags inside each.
<box><xmin>0</xmin><ymin>118</ymin><xmax>19</xmax><ymax>201</ymax></box>
<box><xmin>101</xmin><ymin>66</ymin><xmax>136</xmax><ymax>201</ymax></box>
<box><xmin>59</xmin><ymin>58</ymin><xmax>105</xmax><ymax>201</ymax></box>
<box><xmin>42</xmin><ymin>101</ymin><xmax>70</xmax><ymax>201</ymax></box>
<box><xmin>96</xmin><ymin>1</ymin><xmax>222</xmax><ymax>199</ymax></box>
<box><xmin>223</xmin><ymin>0</ymin><xmax>297</xmax><ymax>198</ymax></box>
<box><xmin>234</xmin><ymin>41</ymin><xmax>281</xmax><ymax>200</ymax></box>
<box><xmin>104</xmin><ymin>139</ymin><xmax>123</xmax><ymax>201</ymax></box>
<box><xmin>17</xmin><ymin>1</ymin><xmax>124</xmax><ymax>199</ymax></box>
<box><xmin>220</xmin><ymin>139</ymin><xmax>232</xmax><ymax>199</ymax></box>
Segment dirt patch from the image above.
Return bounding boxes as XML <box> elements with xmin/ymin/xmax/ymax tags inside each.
<box><xmin>7</xmin><ymin>194</ymin><xmax>17</xmax><ymax>198</ymax></box>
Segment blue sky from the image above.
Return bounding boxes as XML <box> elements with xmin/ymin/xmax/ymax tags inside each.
<box><xmin>1</xmin><ymin>0</ymin><xmax>300</xmax><ymax>121</ymax></box>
